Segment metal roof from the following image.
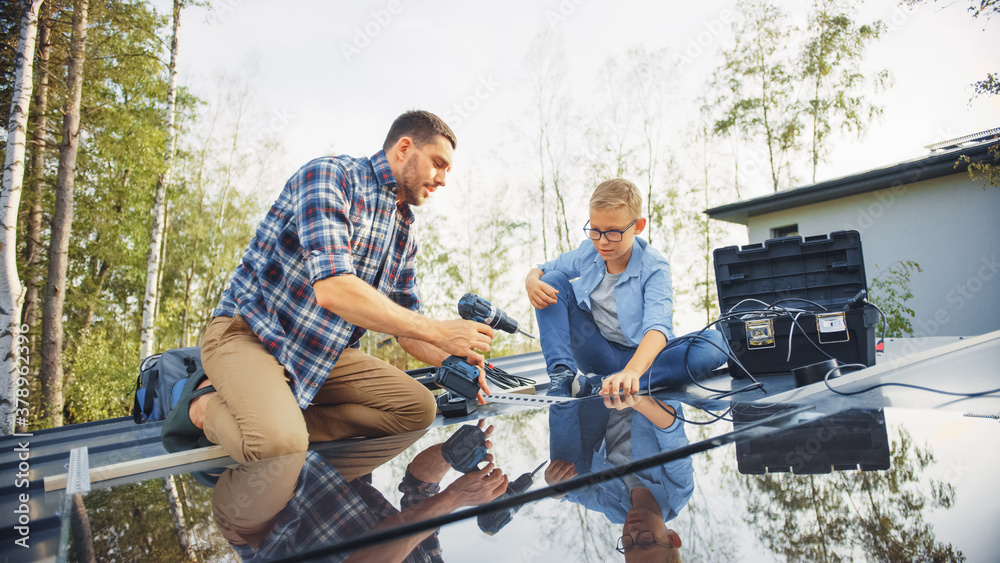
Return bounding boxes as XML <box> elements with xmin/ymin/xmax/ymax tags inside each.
<box><xmin>705</xmin><ymin>139</ymin><xmax>1000</xmax><ymax>225</ymax></box>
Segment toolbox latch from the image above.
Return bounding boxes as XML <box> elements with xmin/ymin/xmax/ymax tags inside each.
<box><xmin>746</xmin><ymin>319</ymin><xmax>775</xmax><ymax>349</ymax></box>
<box><xmin>816</xmin><ymin>312</ymin><xmax>850</xmax><ymax>344</ymax></box>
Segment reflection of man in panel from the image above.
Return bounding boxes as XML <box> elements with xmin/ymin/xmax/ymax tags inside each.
<box><xmin>212</xmin><ymin>425</ymin><xmax>506</xmax><ymax>562</ymax></box>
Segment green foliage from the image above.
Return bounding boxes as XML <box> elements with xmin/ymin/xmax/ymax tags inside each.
<box><xmin>800</xmin><ymin>0</ymin><xmax>889</xmax><ymax>182</ymax></box>
<box><xmin>869</xmin><ymin>260</ymin><xmax>922</xmax><ymax>338</ymax></box>
<box><xmin>63</xmin><ymin>326</ymin><xmax>138</xmax><ymax>423</ymax></box>
<box><xmin>714</xmin><ymin>0</ymin><xmax>803</xmax><ymax>192</ymax></box>
<box><xmin>712</xmin><ymin>0</ymin><xmax>888</xmax><ymax>192</ymax></box>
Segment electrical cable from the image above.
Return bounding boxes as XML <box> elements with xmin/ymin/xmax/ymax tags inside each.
<box><xmin>823</xmin><ymin>363</ymin><xmax>1000</xmax><ymax>398</ymax></box>
<box><xmin>771</xmin><ymin>297</ymin><xmax>829</xmax><ymax>311</ymax></box>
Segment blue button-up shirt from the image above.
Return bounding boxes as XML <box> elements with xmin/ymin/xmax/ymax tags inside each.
<box><xmin>538</xmin><ymin>237</ymin><xmax>674</xmax><ymax>345</ymax></box>
<box><xmin>214</xmin><ymin>151</ymin><xmax>422</xmax><ymax>408</ymax></box>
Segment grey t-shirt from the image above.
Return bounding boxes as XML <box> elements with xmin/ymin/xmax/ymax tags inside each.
<box><xmin>590</xmin><ymin>270</ymin><xmax>629</xmax><ymax>346</ymax></box>
<box><xmin>606</xmin><ymin>410</ymin><xmax>643</xmax><ymax>491</ymax></box>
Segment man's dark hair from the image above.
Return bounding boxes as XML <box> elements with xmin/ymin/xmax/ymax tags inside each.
<box><xmin>382</xmin><ymin>110</ymin><xmax>457</xmax><ymax>152</ymax></box>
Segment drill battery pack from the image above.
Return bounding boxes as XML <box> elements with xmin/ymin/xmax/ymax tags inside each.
<box><xmin>713</xmin><ymin>230</ymin><xmax>878</xmax><ymax>379</ymax></box>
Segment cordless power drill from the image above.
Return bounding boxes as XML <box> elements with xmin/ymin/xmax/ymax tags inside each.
<box><xmin>477</xmin><ymin>461</ymin><xmax>547</xmax><ymax>535</ymax></box>
<box><xmin>458</xmin><ymin>293</ymin><xmax>535</xmax><ymax>339</ymax></box>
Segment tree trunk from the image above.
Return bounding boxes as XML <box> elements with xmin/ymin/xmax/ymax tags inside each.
<box><xmin>21</xmin><ymin>5</ymin><xmax>50</xmax><ymax>353</ymax></box>
<box><xmin>139</xmin><ymin>0</ymin><xmax>182</xmax><ymax>361</ymax></box>
<box><xmin>40</xmin><ymin>0</ymin><xmax>88</xmax><ymax>428</ymax></box>
<box><xmin>165</xmin><ymin>475</ymin><xmax>197</xmax><ymax>560</ymax></box>
<box><xmin>71</xmin><ymin>493</ymin><xmax>97</xmax><ymax>563</ymax></box>
<box><xmin>0</xmin><ymin>0</ymin><xmax>44</xmax><ymax>435</ymax></box>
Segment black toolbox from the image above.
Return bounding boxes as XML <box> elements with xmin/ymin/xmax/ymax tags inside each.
<box><xmin>713</xmin><ymin>230</ymin><xmax>879</xmax><ymax>378</ymax></box>
<box><xmin>732</xmin><ymin>405</ymin><xmax>890</xmax><ymax>474</ymax></box>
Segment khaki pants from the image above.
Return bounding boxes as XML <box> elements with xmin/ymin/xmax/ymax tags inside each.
<box><xmin>200</xmin><ymin>315</ymin><xmax>436</xmax><ymax>463</ymax></box>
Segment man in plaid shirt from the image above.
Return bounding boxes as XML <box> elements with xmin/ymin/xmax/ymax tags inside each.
<box><xmin>164</xmin><ymin>111</ymin><xmax>494</xmax><ymax>462</ymax></box>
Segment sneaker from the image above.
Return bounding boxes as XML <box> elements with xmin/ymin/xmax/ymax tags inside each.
<box><xmin>546</xmin><ymin>368</ymin><xmax>575</xmax><ymax>397</ymax></box>
<box><xmin>161</xmin><ymin>371</ymin><xmax>216</xmax><ymax>453</ymax></box>
<box><xmin>572</xmin><ymin>373</ymin><xmax>604</xmax><ymax>398</ymax></box>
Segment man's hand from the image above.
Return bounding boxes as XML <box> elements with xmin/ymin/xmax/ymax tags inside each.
<box><xmin>435</xmin><ymin>319</ymin><xmax>494</xmax><ymax>364</ymax></box>
<box><xmin>467</xmin><ymin>355</ymin><xmax>493</xmax><ymax>405</ymax></box>
<box><xmin>601</xmin><ymin>369</ymin><xmax>642</xmax><ymax>395</ymax></box>
<box><xmin>444</xmin><ymin>461</ymin><xmax>509</xmax><ymax>507</ymax></box>
<box><xmin>544</xmin><ymin>459</ymin><xmax>577</xmax><ymax>486</ymax></box>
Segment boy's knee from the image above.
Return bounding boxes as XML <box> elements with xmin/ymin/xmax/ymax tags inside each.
<box><xmin>540</xmin><ymin>270</ymin><xmax>571</xmax><ymax>290</ymax></box>
<box><xmin>699</xmin><ymin>329</ymin><xmax>730</xmax><ymax>365</ymax></box>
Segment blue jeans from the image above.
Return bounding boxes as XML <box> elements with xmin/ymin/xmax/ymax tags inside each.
<box><xmin>535</xmin><ymin>270</ymin><xmax>729</xmax><ymax>389</ymax></box>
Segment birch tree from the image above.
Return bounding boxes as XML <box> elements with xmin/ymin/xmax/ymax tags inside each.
<box><xmin>0</xmin><ymin>0</ymin><xmax>43</xmax><ymax>435</ymax></box>
<box><xmin>715</xmin><ymin>0</ymin><xmax>802</xmax><ymax>193</ymax></box>
<box><xmin>525</xmin><ymin>31</ymin><xmax>574</xmax><ymax>256</ymax></box>
<box><xmin>19</xmin><ymin>4</ymin><xmax>49</xmax><ymax>369</ymax></box>
<box><xmin>139</xmin><ymin>0</ymin><xmax>183</xmax><ymax>361</ymax></box>
<box><xmin>800</xmin><ymin>0</ymin><xmax>888</xmax><ymax>182</ymax></box>
<box><xmin>40</xmin><ymin>0</ymin><xmax>87</xmax><ymax>427</ymax></box>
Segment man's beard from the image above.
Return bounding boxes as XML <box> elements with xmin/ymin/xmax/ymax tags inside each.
<box><xmin>397</xmin><ymin>156</ymin><xmax>428</xmax><ymax>206</ymax></box>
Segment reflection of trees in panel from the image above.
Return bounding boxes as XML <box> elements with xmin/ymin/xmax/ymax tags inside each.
<box><xmin>732</xmin><ymin>428</ymin><xmax>964</xmax><ymax>562</ymax></box>
<box><xmin>667</xmin><ymin>407</ymin><xmax>742</xmax><ymax>562</ymax></box>
<box><xmin>77</xmin><ymin>475</ymin><xmax>235</xmax><ymax>562</ymax></box>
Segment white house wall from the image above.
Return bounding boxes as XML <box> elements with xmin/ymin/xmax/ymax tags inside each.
<box><xmin>745</xmin><ymin>175</ymin><xmax>1000</xmax><ymax>337</ymax></box>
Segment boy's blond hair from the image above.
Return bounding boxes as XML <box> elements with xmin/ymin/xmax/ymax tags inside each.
<box><xmin>590</xmin><ymin>178</ymin><xmax>643</xmax><ymax>220</ymax></box>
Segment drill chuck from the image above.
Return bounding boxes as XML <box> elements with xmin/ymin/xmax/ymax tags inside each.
<box><xmin>458</xmin><ymin>293</ymin><xmax>535</xmax><ymax>339</ymax></box>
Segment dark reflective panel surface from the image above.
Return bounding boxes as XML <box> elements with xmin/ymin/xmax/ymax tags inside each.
<box><xmin>53</xmin><ymin>356</ymin><xmax>1000</xmax><ymax>563</ymax></box>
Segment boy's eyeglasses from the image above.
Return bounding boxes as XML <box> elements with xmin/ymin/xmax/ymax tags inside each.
<box><xmin>583</xmin><ymin>219</ymin><xmax>637</xmax><ymax>242</ymax></box>
<box><xmin>616</xmin><ymin>531</ymin><xmax>673</xmax><ymax>553</ymax></box>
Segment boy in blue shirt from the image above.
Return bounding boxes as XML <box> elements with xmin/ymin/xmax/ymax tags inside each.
<box><xmin>525</xmin><ymin>178</ymin><xmax>728</xmax><ymax>396</ymax></box>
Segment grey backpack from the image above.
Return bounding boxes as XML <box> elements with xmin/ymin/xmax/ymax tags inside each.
<box><xmin>133</xmin><ymin>347</ymin><xmax>203</xmax><ymax>423</ymax></box>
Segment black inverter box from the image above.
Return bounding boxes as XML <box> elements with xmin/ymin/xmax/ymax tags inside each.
<box><xmin>713</xmin><ymin>230</ymin><xmax>878</xmax><ymax>379</ymax></box>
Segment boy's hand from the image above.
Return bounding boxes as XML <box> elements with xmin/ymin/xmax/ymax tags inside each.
<box><xmin>544</xmin><ymin>459</ymin><xmax>577</xmax><ymax>486</ymax></box>
<box><xmin>526</xmin><ymin>278</ymin><xmax>559</xmax><ymax>310</ymax></box>
<box><xmin>602</xmin><ymin>392</ymin><xmax>644</xmax><ymax>411</ymax></box>
<box><xmin>600</xmin><ymin>370</ymin><xmax>642</xmax><ymax>396</ymax></box>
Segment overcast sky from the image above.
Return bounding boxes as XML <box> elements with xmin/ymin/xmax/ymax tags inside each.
<box><xmin>162</xmin><ymin>0</ymin><xmax>999</xmax><ymax>189</ymax></box>
<box><xmin>149</xmin><ymin>0</ymin><xmax>999</xmax><ymax>329</ymax></box>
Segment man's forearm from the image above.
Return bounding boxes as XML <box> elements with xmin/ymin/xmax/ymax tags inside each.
<box><xmin>343</xmin><ymin>487</ymin><xmax>461</xmax><ymax>563</ymax></box>
<box><xmin>398</xmin><ymin>336</ymin><xmax>449</xmax><ymax>367</ymax></box>
<box><xmin>314</xmin><ymin>274</ymin><xmax>435</xmax><ymax>340</ymax></box>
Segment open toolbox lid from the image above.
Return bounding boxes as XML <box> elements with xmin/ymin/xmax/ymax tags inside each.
<box><xmin>713</xmin><ymin>230</ymin><xmax>868</xmax><ymax>313</ymax></box>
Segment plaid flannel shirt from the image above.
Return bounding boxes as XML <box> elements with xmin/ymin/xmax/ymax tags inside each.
<box><xmin>214</xmin><ymin>151</ymin><xmax>422</xmax><ymax>407</ymax></box>
<box><xmin>231</xmin><ymin>451</ymin><xmax>443</xmax><ymax>562</ymax></box>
